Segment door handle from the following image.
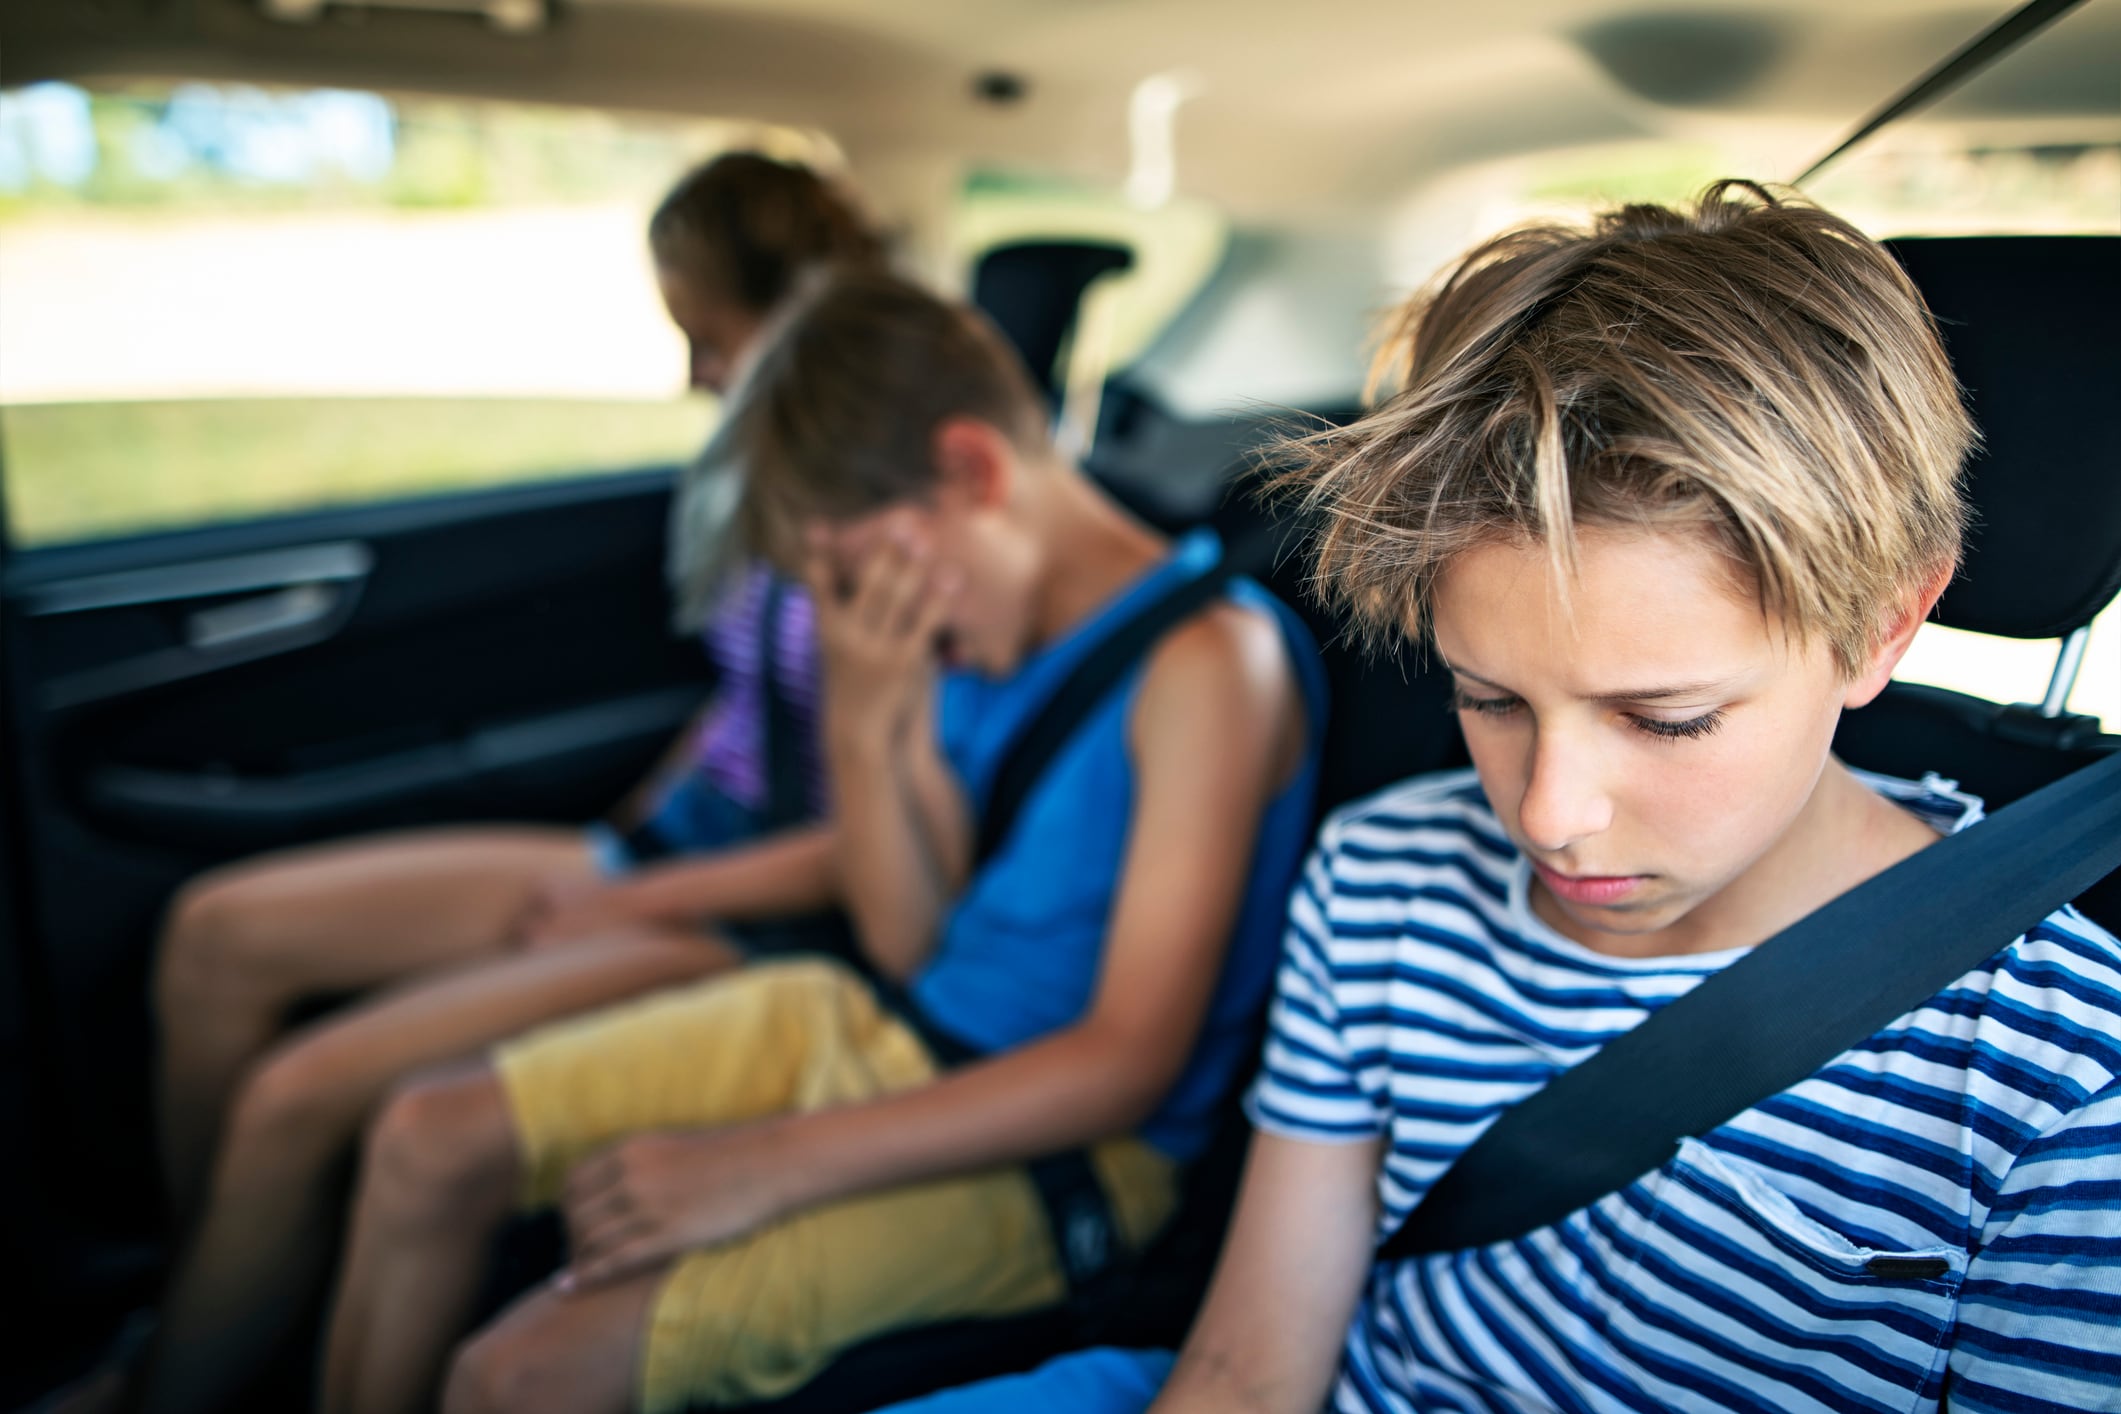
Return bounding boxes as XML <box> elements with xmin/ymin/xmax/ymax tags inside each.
<box><xmin>187</xmin><ymin>582</ymin><xmax>341</xmax><ymax>650</ymax></box>
<box><xmin>29</xmin><ymin>544</ymin><xmax>372</xmax><ymax>710</ymax></box>
<box><xmin>23</xmin><ymin>541</ymin><xmax>374</xmax><ymax>616</ymax></box>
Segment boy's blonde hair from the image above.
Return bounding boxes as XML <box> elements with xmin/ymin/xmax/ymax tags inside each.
<box><xmin>1282</xmin><ymin>180</ymin><xmax>1975</xmax><ymax>675</ymax></box>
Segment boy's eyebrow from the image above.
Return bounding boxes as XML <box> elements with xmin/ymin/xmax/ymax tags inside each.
<box><xmin>1445</xmin><ymin>663</ymin><xmax>1737</xmax><ymax>703</ymax></box>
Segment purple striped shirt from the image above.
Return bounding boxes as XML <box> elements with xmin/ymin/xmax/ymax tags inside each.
<box><xmin>690</xmin><ymin>565</ymin><xmax>827</xmax><ymax>817</ymax></box>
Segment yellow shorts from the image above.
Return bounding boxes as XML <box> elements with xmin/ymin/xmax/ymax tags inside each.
<box><xmin>493</xmin><ymin>956</ymin><xmax>1179</xmax><ymax>1413</ymax></box>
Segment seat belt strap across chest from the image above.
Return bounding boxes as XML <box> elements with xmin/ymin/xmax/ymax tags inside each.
<box><xmin>1379</xmin><ymin>747</ymin><xmax>2121</xmax><ymax>1260</ymax></box>
<box><xmin>972</xmin><ymin>555</ymin><xmax>1238</xmax><ymax>871</ymax></box>
<box><xmin>883</xmin><ymin>541</ymin><xmax>1248</xmax><ymax>1298</ymax></box>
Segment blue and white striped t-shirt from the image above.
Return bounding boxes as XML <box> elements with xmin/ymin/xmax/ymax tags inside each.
<box><xmin>1248</xmin><ymin>767</ymin><xmax>2121</xmax><ymax>1414</ymax></box>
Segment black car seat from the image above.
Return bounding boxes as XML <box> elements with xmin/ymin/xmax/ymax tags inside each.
<box><xmin>1835</xmin><ymin>236</ymin><xmax>2121</xmax><ymax>931</ymax></box>
<box><xmin>972</xmin><ymin>240</ymin><xmax>1135</xmax><ymax>409</ymax></box>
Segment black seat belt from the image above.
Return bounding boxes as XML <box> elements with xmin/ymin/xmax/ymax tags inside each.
<box><xmin>884</xmin><ymin>536</ymin><xmax>1259</xmax><ymax>1298</ymax></box>
<box><xmin>973</xmin><ymin>554</ymin><xmax>1239</xmax><ymax>870</ymax></box>
<box><xmin>1380</xmin><ymin>746</ymin><xmax>2121</xmax><ymax>1260</ymax></box>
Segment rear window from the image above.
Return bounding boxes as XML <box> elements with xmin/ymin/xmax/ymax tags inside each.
<box><xmin>953</xmin><ymin>168</ymin><xmax>1228</xmax><ymax>450</ymax></box>
<box><xmin>1801</xmin><ymin>0</ymin><xmax>2119</xmax><ymax>730</ymax></box>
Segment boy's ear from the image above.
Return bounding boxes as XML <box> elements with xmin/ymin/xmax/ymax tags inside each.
<box><xmin>1844</xmin><ymin>561</ymin><xmax>1956</xmax><ymax>710</ymax></box>
<box><xmin>931</xmin><ymin>416</ymin><xmax>1014</xmax><ymax>511</ymax></box>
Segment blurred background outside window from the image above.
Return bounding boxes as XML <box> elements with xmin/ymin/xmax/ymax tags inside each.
<box><xmin>0</xmin><ymin>80</ymin><xmax>821</xmax><ymax>546</ymax></box>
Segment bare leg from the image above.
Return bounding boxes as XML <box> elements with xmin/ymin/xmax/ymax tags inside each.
<box><xmin>137</xmin><ymin>929</ymin><xmax>740</xmax><ymax>1414</ymax></box>
<box><xmin>321</xmin><ymin>1064</ymin><xmax>574</xmax><ymax>1414</ymax></box>
<box><xmin>442</xmin><ymin>1268</ymin><xmax>663</xmax><ymax>1414</ymax></box>
<box><xmin>154</xmin><ymin>826</ymin><xmax>596</xmax><ymax>1222</ymax></box>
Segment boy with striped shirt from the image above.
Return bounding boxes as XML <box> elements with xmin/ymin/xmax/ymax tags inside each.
<box><xmin>881</xmin><ymin>183</ymin><xmax>2121</xmax><ymax>1414</ymax></box>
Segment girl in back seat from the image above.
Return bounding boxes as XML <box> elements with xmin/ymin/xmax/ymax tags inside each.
<box><xmin>94</xmin><ymin>153</ymin><xmax>883</xmax><ymax>1414</ymax></box>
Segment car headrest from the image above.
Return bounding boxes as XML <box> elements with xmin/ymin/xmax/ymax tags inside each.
<box><xmin>971</xmin><ymin>240</ymin><xmax>1134</xmax><ymax>410</ymax></box>
<box><xmin>1887</xmin><ymin>236</ymin><xmax>2121</xmax><ymax>640</ymax></box>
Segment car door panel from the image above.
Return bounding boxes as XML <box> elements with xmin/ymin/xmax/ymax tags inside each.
<box><xmin>24</xmin><ymin>542</ymin><xmax>374</xmax><ymax>710</ymax></box>
<box><xmin>81</xmin><ymin>683</ymin><xmax>700</xmax><ymax>848</ymax></box>
<box><xmin>0</xmin><ymin>466</ymin><xmax>710</xmax><ymax>1251</ymax></box>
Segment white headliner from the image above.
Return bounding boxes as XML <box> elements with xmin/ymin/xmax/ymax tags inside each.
<box><xmin>10</xmin><ymin>0</ymin><xmax>2117</xmax><ymax>222</ymax></box>
<box><xmin>8</xmin><ymin>0</ymin><xmax>2113</xmax><ymax>412</ymax></box>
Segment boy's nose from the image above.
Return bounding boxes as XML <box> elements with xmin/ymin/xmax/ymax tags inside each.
<box><xmin>1516</xmin><ymin>734</ymin><xmax>1615</xmax><ymax>853</ymax></box>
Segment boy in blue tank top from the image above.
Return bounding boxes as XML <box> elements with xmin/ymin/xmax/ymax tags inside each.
<box><xmin>314</xmin><ymin>271</ymin><xmax>1326</xmax><ymax>1414</ymax></box>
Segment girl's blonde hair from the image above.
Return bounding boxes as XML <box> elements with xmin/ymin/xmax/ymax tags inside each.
<box><xmin>659</xmin><ymin>152</ymin><xmax>888</xmax><ymax>629</ymax></box>
<box><xmin>650</xmin><ymin>151</ymin><xmax>884</xmax><ymax>312</ymax></box>
<box><xmin>1280</xmin><ymin>180</ymin><xmax>1975</xmax><ymax>674</ymax></box>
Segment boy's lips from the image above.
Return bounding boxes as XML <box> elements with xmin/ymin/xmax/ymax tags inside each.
<box><xmin>1532</xmin><ymin>861</ymin><xmax>1650</xmax><ymax>906</ymax></box>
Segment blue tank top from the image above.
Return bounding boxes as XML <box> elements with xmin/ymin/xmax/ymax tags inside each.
<box><xmin>910</xmin><ymin>528</ymin><xmax>1327</xmax><ymax>1162</ymax></box>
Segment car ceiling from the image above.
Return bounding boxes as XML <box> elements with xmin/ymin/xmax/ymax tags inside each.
<box><xmin>7</xmin><ymin>0</ymin><xmax>2118</xmax><ymax>229</ymax></box>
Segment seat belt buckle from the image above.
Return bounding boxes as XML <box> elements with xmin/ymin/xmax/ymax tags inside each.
<box><xmin>1058</xmin><ymin>1195</ymin><xmax>1114</xmax><ymax>1286</ymax></box>
<box><xmin>1025</xmin><ymin>1150</ymin><xmax>1123</xmax><ymax>1295</ymax></box>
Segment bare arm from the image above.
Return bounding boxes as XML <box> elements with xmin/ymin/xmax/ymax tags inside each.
<box><xmin>615</xmin><ymin>823</ymin><xmax>840</xmax><ymax>921</ymax></box>
<box><xmin>804</xmin><ymin>525</ymin><xmax>971</xmax><ymax>982</ymax></box>
<box><xmin>517</xmin><ymin>821</ymin><xmax>842</xmax><ymax>949</ymax></box>
<box><xmin>560</xmin><ymin>606</ymin><xmax>1307</xmax><ymax>1281</ymax></box>
<box><xmin>827</xmin><ymin>687</ymin><xmax>969</xmax><ymax>981</ymax></box>
<box><xmin>1153</xmin><ymin>1131</ymin><xmax>1383</xmax><ymax>1414</ymax></box>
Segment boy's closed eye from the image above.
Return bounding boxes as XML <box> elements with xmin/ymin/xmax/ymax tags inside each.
<box><xmin>1447</xmin><ymin>686</ymin><xmax>1727</xmax><ymax>743</ymax></box>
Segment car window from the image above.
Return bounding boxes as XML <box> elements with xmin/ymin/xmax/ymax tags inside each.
<box><xmin>0</xmin><ymin>80</ymin><xmax>834</xmax><ymax>548</ymax></box>
<box><xmin>954</xmin><ymin>169</ymin><xmax>1228</xmax><ymax>450</ymax></box>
